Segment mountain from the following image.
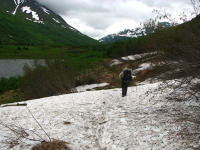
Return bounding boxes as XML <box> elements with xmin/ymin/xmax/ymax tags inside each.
<box><xmin>0</xmin><ymin>0</ymin><xmax>75</xmax><ymax>29</ymax></box>
<box><xmin>98</xmin><ymin>22</ymin><xmax>171</xmax><ymax>44</ymax></box>
<box><xmin>0</xmin><ymin>0</ymin><xmax>99</xmax><ymax>45</ymax></box>
<box><xmin>98</xmin><ymin>27</ymin><xmax>146</xmax><ymax>44</ymax></box>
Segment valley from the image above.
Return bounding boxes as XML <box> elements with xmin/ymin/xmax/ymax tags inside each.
<box><xmin>0</xmin><ymin>0</ymin><xmax>199</xmax><ymax>149</ymax></box>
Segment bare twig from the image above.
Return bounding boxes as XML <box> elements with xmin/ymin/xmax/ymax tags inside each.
<box><xmin>26</xmin><ymin>106</ymin><xmax>52</xmax><ymax>142</ymax></box>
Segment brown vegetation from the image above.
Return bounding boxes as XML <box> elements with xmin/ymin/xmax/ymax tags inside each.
<box><xmin>0</xmin><ymin>89</ymin><xmax>25</xmax><ymax>105</ymax></box>
<box><xmin>32</xmin><ymin>140</ymin><xmax>71</xmax><ymax>150</ymax></box>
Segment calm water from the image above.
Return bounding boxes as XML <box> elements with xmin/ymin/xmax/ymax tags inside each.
<box><xmin>0</xmin><ymin>59</ymin><xmax>43</xmax><ymax>78</ymax></box>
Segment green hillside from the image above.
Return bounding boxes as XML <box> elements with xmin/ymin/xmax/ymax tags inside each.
<box><xmin>107</xmin><ymin>15</ymin><xmax>200</xmax><ymax>58</ymax></box>
<box><xmin>0</xmin><ymin>9</ymin><xmax>100</xmax><ymax>45</ymax></box>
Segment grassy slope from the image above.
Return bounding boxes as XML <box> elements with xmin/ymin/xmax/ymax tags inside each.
<box><xmin>0</xmin><ymin>9</ymin><xmax>100</xmax><ymax>45</ymax></box>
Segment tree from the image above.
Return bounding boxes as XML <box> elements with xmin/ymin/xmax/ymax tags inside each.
<box><xmin>142</xmin><ymin>0</ymin><xmax>200</xmax><ymax>33</ymax></box>
<box><xmin>185</xmin><ymin>0</ymin><xmax>200</xmax><ymax>19</ymax></box>
<box><xmin>141</xmin><ymin>7</ymin><xmax>179</xmax><ymax>34</ymax></box>
<box><xmin>141</xmin><ymin>2</ymin><xmax>200</xmax><ymax>101</ymax></box>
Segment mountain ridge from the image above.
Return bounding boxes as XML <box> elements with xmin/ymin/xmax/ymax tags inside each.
<box><xmin>0</xmin><ymin>0</ymin><xmax>79</xmax><ymax>31</ymax></box>
<box><xmin>0</xmin><ymin>0</ymin><xmax>99</xmax><ymax>45</ymax></box>
<box><xmin>99</xmin><ymin>22</ymin><xmax>171</xmax><ymax>44</ymax></box>
<box><xmin>98</xmin><ymin>27</ymin><xmax>146</xmax><ymax>44</ymax></box>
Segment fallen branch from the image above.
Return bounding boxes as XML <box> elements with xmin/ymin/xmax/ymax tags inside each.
<box><xmin>1</xmin><ymin>103</ymin><xmax>27</xmax><ymax>107</ymax></box>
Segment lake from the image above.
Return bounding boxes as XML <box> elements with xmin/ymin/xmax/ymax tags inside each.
<box><xmin>0</xmin><ymin>59</ymin><xmax>43</xmax><ymax>78</ymax></box>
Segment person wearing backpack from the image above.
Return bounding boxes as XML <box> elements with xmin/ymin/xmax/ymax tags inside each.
<box><xmin>119</xmin><ymin>67</ymin><xmax>136</xmax><ymax>97</ymax></box>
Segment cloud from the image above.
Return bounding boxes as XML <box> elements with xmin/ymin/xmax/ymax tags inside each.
<box><xmin>36</xmin><ymin>0</ymin><xmax>190</xmax><ymax>39</ymax></box>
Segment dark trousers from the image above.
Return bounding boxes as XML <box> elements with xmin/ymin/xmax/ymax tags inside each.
<box><xmin>122</xmin><ymin>82</ymin><xmax>129</xmax><ymax>96</ymax></box>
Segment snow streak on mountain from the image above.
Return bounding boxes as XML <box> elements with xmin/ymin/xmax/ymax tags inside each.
<box><xmin>13</xmin><ymin>0</ymin><xmax>26</xmax><ymax>14</ymax></box>
<box><xmin>13</xmin><ymin>0</ymin><xmax>25</xmax><ymax>5</ymax></box>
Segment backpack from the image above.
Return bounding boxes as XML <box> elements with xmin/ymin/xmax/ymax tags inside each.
<box><xmin>123</xmin><ymin>69</ymin><xmax>132</xmax><ymax>81</ymax></box>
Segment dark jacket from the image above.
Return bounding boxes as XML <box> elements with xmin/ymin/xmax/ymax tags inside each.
<box><xmin>119</xmin><ymin>68</ymin><xmax>136</xmax><ymax>84</ymax></box>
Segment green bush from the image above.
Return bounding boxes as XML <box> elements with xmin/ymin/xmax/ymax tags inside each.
<box><xmin>0</xmin><ymin>77</ymin><xmax>20</xmax><ymax>94</ymax></box>
<box><xmin>19</xmin><ymin>57</ymin><xmax>102</xmax><ymax>100</ymax></box>
<box><xmin>20</xmin><ymin>59</ymin><xmax>77</xmax><ymax>100</ymax></box>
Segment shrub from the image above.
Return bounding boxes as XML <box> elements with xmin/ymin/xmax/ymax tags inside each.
<box><xmin>20</xmin><ymin>59</ymin><xmax>77</xmax><ymax>100</ymax></box>
<box><xmin>32</xmin><ymin>140</ymin><xmax>71</xmax><ymax>150</ymax></box>
<box><xmin>0</xmin><ymin>77</ymin><xmax>20</xmax><ymax>94</ymax></box>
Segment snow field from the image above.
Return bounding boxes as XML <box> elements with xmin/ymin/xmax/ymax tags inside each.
<box><xmin>0</xmin><ymin>82</ymin><xmax>199</xmax><ymax>150</ymax></box>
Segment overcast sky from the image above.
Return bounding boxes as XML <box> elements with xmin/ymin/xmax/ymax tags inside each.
<box><xmin>36</xmin><ymin>0</ymin><xmax>191</xmax><ymax>39</ymax></box>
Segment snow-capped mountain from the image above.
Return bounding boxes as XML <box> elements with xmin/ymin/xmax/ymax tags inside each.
<box><xmin>98</xmin><ymin>27</ymin><xmax>146</xmax><ymax>44</ymax></box>
<box><xmin>99</xmin><ymin>22</ymin><xmax>171</xmax><ymax>44</ymax></box>
<box><xmin>0</xmin><ymin>0</ymin><xmax>99</xmax><ymax>45</ymax></box>
<box><xmin>0</xmin><ymin>0</ymin><xmax>79</xmax><ymax>33</ymax></box>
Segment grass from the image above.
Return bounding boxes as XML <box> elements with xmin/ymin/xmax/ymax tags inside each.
<box><xmin>0</xmin><ymin>76</ymin><xmax>25</xmax><ymax>105</ymax></box>
<box><xmin>0</xmin><ymin>45</ymin><xmax>68</xmax><ymax>59</ymax></box>
<box><xmin>0</xmin><ymin>77</ymin><xmax>20</xmax><ymax>93</ymax></box>
<box><xmin>0</xmin><ymin>44</ymin><xmax>107</xmax><ymax>60</ymax></box>
<box><xmin>0</xmin><ymin>89</ymin><xmax>25</xmax><ymax>105</ymax></box>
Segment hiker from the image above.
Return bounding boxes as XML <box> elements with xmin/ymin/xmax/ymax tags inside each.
<box><xmin>119</xmin><ymin>67</ymin><xmax>136</xmax><ymax>97</ymax></box>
